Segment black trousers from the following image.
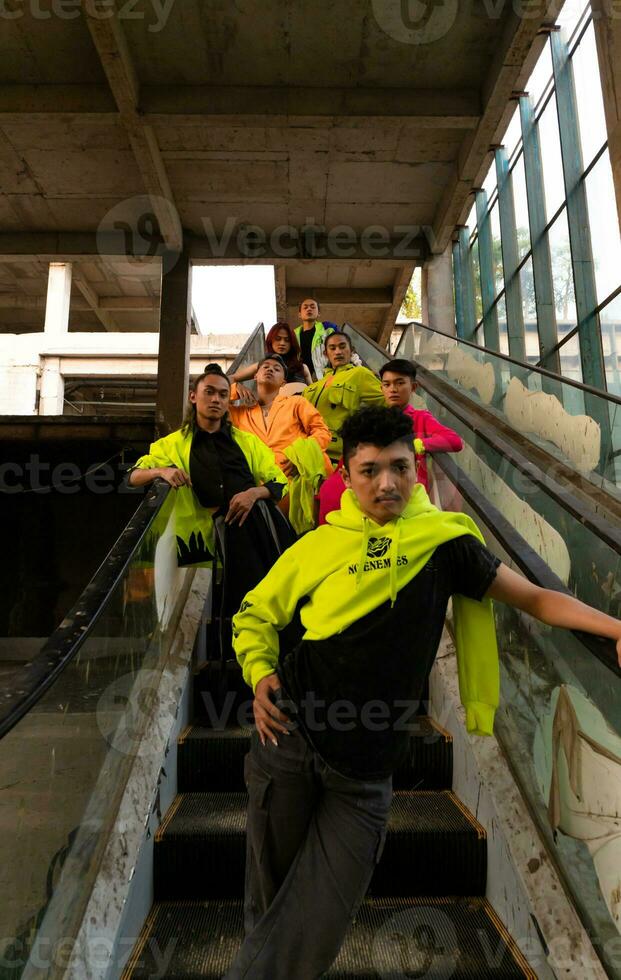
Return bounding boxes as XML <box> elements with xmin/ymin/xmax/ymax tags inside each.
<box><xmin>223</xmin><ymin>728</ymin><xmax>393</xmax><ymax>980</ymax></box>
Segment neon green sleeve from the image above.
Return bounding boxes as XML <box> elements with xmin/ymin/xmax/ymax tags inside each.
<box><xmin>232</xmin><ymin>544</ymin><xmax>306</xmax><ymax>690</ymax></box>
<box><xmin>358</xmin><ymin>367</ymin><xmax>385</xmax><ymax>406</ymax></box>
<box><xmin>133</xmin><ymin>434</ymin><xmax>177</xmax><ymax>470</ymax></box>
<box><xmin>249</xmin><ymin>435</ymin><xmax>289</xmax><ymax>496</ymax></box>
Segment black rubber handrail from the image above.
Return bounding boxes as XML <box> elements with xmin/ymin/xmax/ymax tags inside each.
<box><xmin>0</xmin><ymin>480</ymin><xmax>171</xmax><ymax>741</ymax></box>
<box><xmin>394</xmin><ymin>320</ymin><xmax>621</xmax><ymax>408</ymax></box>
<box><xmin>0</xmin><ymin>321</ymin><xmax>269</xmax><ymax>742</ymax></box>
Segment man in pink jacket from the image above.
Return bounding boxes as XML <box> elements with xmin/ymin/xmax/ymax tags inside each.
<box><xmin>317</xmin><ymin>358</ymin><xmax>463</xmax><ymax>523</ymax></box>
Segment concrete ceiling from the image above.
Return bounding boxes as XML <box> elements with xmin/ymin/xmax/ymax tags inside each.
<box><xmin>0</xmin><ymin>0</ymin><xmax>555</xmax><ymax>342</ymax></box>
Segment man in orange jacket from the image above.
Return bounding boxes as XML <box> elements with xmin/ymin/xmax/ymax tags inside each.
<box><xmin>228</xmin><ymin>354</ymin><xmax>333</xmax><ymax>480</ymax></box>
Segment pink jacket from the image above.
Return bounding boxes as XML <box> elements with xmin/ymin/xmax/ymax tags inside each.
<box><xmin>317</xmin><ymin>405</ymin><xmax>463</xmax><ymax>524</ymax></box>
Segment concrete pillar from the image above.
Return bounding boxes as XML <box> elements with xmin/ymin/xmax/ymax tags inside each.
<box><xmin>274</xmin><ymin>265</ymin><xmax>287</xmax><ymax>322</ymax></box>
<box><xmin>422</xmin><ymin>247</ymin><xmax>456</xmax><ymax>336</ymax></box>
<box><xmin>592</xmin><ymin>1</ymin><xmax>621</xmax><ymax>238</ymax></box>
<box><xmin>156</xmin><ymin>252</ymin><xmax>192</xmax><ymax>437</ymax></box>
<box><xmin>40</xmin><ymin>262</ymin><xmax>72</xmax><ymax>414</ymax></box>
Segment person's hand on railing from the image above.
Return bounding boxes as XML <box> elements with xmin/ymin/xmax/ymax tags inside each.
<box><xmin>158</xmin><ymin>467</ymin><xmax>192</xmax><ymax>489</ymax></box>
<box><xmin>233</xmin><ymin>382</ymin><xmax>258</xmax><ymax>407</ymax></box>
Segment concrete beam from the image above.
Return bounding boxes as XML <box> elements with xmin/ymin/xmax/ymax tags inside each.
<box><xmin>156</xmin><ymin>252</ymin><xmax>191</xmax><ymax>436</ymax></box>
<box><xmin>274</xmin><ymin>266</ymin><xmax>287</xmax><ymax>322</ymax></box>
<box><xmin>377</xmin><ymin>267</ymin><xmax>415</xmax><ymax>348</ymax></box>
<box><xmin>287</xmin><ymin>287</ymin><xmax>393</xmax><ymax>307</ymax></box>
<box><xmin>73</xmin><ymin>273</ymin><xmax>119</xmax><ymax>332</ymax></box>
<box><xmin>0</xmin><ymin>84</ymin><xmax>481</xmax><ymax>126</ymax></box>
<box><xmin>81</xmin><ymin>0</ymin><xmax>182</xmax><ymax>253</ymax></box>
<box><xmin>431</xmin><ymin>4</ymin><xmax>559</xmax><ymax>253</ymax></box>
<box><xmin>0</xmin><ymin>293</ymin><xmax>157</xmax><ymax>312</ymax></box>
<box><xmin>44</xmin><ymin>263</ymin><xmax>72</xmax><ymax>337</ymax></box>
<box><xmin>0</xmin><ymin>231</ymin><xmax>428</xmax><ymax>265</ymax></box>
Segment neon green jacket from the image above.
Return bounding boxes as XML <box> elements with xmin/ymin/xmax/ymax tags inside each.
<box><xmin>233</xmin><ymin>485</ymin><xmax>500</xmax><ymax>736</ymax></box>
<box><xmin>294</xmin><ymin>321</ymin><xmax>334</xmax><ymax>379</ymax></box>
<box><xmin>303</xmin><ymin>363</ymin><xmax>385</xmax><ymax>459</ymax></box>
<box><xmin>134</xmin><ymin>424</ymin><xmax>288</xmax><ymax>563</ymax></box>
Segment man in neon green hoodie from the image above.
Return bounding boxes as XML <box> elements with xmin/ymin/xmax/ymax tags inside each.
<box><xmin>225</xmin><ymin>406</ymin><xmax>621</xmax><ymax>980</ymax></box>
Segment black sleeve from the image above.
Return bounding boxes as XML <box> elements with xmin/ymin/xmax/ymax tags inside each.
<box><xmin>264</xmin><ymin>479</ymin><xmax>285</xmax><ymax>501</ymax></box>
<box><xmin>443</xmin><ymin>535</ymin><xmax>501</xmax><ymax>601</ymax></box>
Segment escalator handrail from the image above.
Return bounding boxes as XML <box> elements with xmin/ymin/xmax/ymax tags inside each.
<box><xmin>393</xmin><ymin>320</ymin><xmax>621</xmax><ymax>408</ymax></box>
<box><xmin>0</xmin><ymin>321</ymin><xmax>269</xmax><ymax>742</ymax></box>
<box><xmin>0</xmin><ymin>479</ymin><xmax>172</xmax><ymax>741</ymax></box>
<box><xmin>434</xmin><ymin>452</ymin><xmax>621</xmax><ymax>678</ymax></box>
<box><xmin>226</xmin><ymin>321</ymin><xmax>265</xmax><ymax>375</ymax></box>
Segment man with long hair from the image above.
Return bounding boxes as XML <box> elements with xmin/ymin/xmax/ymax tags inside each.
<box><xmin>129</xmin><ymin>364</ymin><xmax>292</xmax><ymax>614</ymax></box>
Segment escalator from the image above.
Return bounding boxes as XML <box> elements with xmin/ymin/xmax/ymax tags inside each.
<box><xmin>1</xmin><ymin>319</ymin><xmax>619</xmax><ymax>979</ymax></box>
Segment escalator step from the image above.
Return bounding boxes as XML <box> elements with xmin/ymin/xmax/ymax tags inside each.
<box><xmin>122</xmin><ymin>896</ymin><xmax>535</xmax><ymax>979</ymax></box>
<box><xmin>177</xmin><ymin>716</ymin><xmax>453</xmax><ymax>793</ymax></box>
<box><xmin>154</xmin><ymin>790</ymin><xmax>486</xmax><ymax>901</ymax></box>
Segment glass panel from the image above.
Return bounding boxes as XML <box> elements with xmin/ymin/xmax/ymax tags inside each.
<box><xmin>548</xmin><ymin>208</ymin><xmax>577</xmax><ymax>327</ymax></box>
<box><xmin>496</xmin><ymin>294</ymin><xmax>509</xmax><ymax>355</ymax></box>
<box><xmin>601</xmin><ymin>294</ymin><xmax>621</xmax><ymax>398</ymax></box>
<box><xmin>431</xmin><ymin>440</ymin><xmax>621</xmax><ymax>979</ymax></box>
<box><xmin>585</xmin><ymin>149</ymin><xmax>621</xmax><ymax>307</ymax></box>
<box><xmin>384</xmin><ymin>323</ymin><xmax>621</xmax><ymax>497</ymax></box>
<box><xmin>502</xmin><ymin>104</ymin><xmax>522</xmax><ymax>163</ymax></box>
<box><xmin>482</xmin><ymin>160</ymin><xmax>497</xmax><ymax>204</ymax></box>
<box><xmin>510</xmin><ymin>153</ymin><xmax>532</xmax><ymax>261</ymax></box>
<box><xmin>558</xmin><ymin>0</ymin><xmax>590</xmax><ymax>49</ymax></box>
<box><xmin>538</xmin><ymin>93</ymin><xmax>565</xmax><ymax>220</ymax></box>
<box><xmin>558</xmin><ymin>323</ymin><xmax>584</xmax><ymax>387</ymax></box>
<box><xmin>571</xmin><ymin>23</ymin><xmax>608</xmax><ymax>168</ymax></box>
<box><xmin>466</xmin><ymin>201</ymin><xmax>477</xmax><ymax>234</ymax></box>
<box><xmin>520</xmin><ymin>255</ymin><xmax>537</xmax><ymax>325</ymax></box>
<box><xmin>0</xmin><ymin>488</ymin><xmax>198</xmax><ymax>975</ymax></box>
<box><xmin>471</xmin><ymin>238</ymin><xmax>483</xmax><ymax>323</ymax></box>
<box><xmin>526</xmin><ymin>39</ymin><xmax>554</xmax><ymax>111</ymax></box>
<box><xmin>490</xmin><ymin>201</ymin><xmax>504</xmax><ymax>297</ymax></box>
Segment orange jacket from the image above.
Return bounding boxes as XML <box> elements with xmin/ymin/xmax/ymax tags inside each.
<box><xmin>229</xmin><ymin>386</ymin><xmax>333</xmax><ymax>475</ymax></box>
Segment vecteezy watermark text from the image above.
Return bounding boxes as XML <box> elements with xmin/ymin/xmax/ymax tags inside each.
<box><xmin>0</xmin><ymin>0</ymin><xmax>175</xmax><ymax>32</ymax></box>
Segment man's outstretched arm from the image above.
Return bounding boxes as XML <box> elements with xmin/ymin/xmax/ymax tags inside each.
<box><xmin>486</xmin><ymin>563</ymin><xmax>621</xmax><ymax>665</ymax></box>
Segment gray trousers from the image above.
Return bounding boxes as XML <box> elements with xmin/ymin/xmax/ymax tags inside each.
<box><xmin>223</xmin><ymin>728</ymin><xmax>393</xmax><ymax>980</ymax></box>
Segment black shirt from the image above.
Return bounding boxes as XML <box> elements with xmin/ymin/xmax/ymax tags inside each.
<box><xmin>189</xmin><ymin>422</ymin><xmax>256</xmax><ymax>509</ymax></box>
<box><xmin>279</xmin><ymin>535</ymin><xmax>500</xmax><ymax>780</ymax></box>
<box><xmin>299</xmin><ymin>327</ymin><xmax>315</xmax><ymax>378</ymax></box>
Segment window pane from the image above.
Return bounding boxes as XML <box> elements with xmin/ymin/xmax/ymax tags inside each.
<box><xmin>482</xmin><ymin>160</ymin><xmax>497</xmax><ymax>204</ymax></box>
<box><xmin>466</xmin><ymin>201</ymin><xmax>476</xmax><ymax>233</ymax></box>
<box><xmin>571</xmin><ymin>23</ymin><xmax>608</xmax><ymax>168</ymax></box>
<box><xmin>502</xmin><ymin>104</ymin><xmax>522</xmax><ymax>162</ymax></box>
<box><xmin>496</xmin><ymin>294</ymin><xmax>509</xmax><ymax>355</ymax></box>
<box><xmin>510</xmin><ymin>153</ymin><xmax>532</xmax><ymax>260</ymax></box>
<box><xmin>527</xmin><ymin>40</ymin><xmax>553</xmax><ymax>111</ymax></box>
<box><xmin>471</xmin><ymin>238</ymin><xmax>483</xmax><ymax>323</ymax></box>
<box><xmin>548</xmin><ymin>208</ymin><xmax>577</xmax><ymax>325</ymax></box>
<box><xmin>585</xmin><ymin>148</ymin><xmax>621</xmax><ymax>305</ymax></box>
<box><xmin>558</xmin><ymin>0</ymin><xmax>590</xmax><ymax>48</ymax></box>
<box><xmin>520</xmin><ymin>255</ymin><xmax>537</xmax><ymax>324</ymax></box>
<box><xmin>538</xmin><ymin>93</ymin><xmax>565</xmax><ymax>220</ymax></box>
<box><xmin>490</xmin><ymin>201</ymin><xmax>504</xmax><ymax>297</ymax></box>
<box><xmin>601</xmin><ymin>294</ymin><xmax>621</xmax><ymax>397</ymax></box>
<box><xmin>558</xmin><ymin>324</ymin><xmax>583</xmax><ymax>385</ymax></box>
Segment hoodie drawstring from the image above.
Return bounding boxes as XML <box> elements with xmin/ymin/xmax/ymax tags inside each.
<box><xmin>389</xmin><ymin>521</ymin><xmax>401</xmax><ymax>607</ymax></box>
<box><xmin>355</xmin><ymin>517</ymin><xmax>371</xmax><ymax>591</ymax></box>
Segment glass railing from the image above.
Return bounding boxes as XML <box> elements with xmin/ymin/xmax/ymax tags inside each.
<box><xmin>0</xmin><ymin>482</ymin><xmax>202</xmax><ymax>977</ymax></box>
<box><xmin>394</xmin><ymin>321</ymin><xmax>621</xmax><ymax>497</ymax></box>
<box><xmin>432</xmin><ymin>458</ymin><xmax>621</xmax><ymax>980</ymax></box>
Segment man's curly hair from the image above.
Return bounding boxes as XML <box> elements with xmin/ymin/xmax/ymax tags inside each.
<box><xmin>341</xmin><ymin>406</ymin><xmax>414</xmax><ymax>467</ymax></box>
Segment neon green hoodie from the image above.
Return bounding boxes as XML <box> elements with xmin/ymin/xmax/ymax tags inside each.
<box><xmin>233</xmin><ymin>484</ymin><xmax>500</xmax><ymax>737</ymax></box>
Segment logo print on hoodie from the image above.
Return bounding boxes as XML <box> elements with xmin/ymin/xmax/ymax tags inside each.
<box><xmin>366</xmin><ymin>537</ymin><xmax>391</xmax><ymax>559</ymax></box>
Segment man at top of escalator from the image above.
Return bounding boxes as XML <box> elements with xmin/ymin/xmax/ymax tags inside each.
<box><xmin>128</xmin><ymin>364</ymin><xmax>293</xmax><ymax>614</ymax></box>
<box><xmin>294</xmin><ymin>297</ymin><xmax>337</xmax><ymax>381</ymax></box>
<box><xmin>303</xmin><ymin>331</ymin><xmax>385</xmax><ymax>464</ymax></box>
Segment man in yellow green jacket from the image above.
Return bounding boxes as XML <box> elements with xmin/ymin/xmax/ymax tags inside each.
<box><xmin>129</xmin><ymin>363</ymin><xmax>291</xmax><ymax>617</ymax></box>
<box><xmin>225</xmin><ymin>405</ymin><xmax>621</xmax><ymax>980</ymax></box>
<box><xmin>303</xmin><ymin>330</ymin><xmax>385</xmax><ymax>462</ymax></box>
